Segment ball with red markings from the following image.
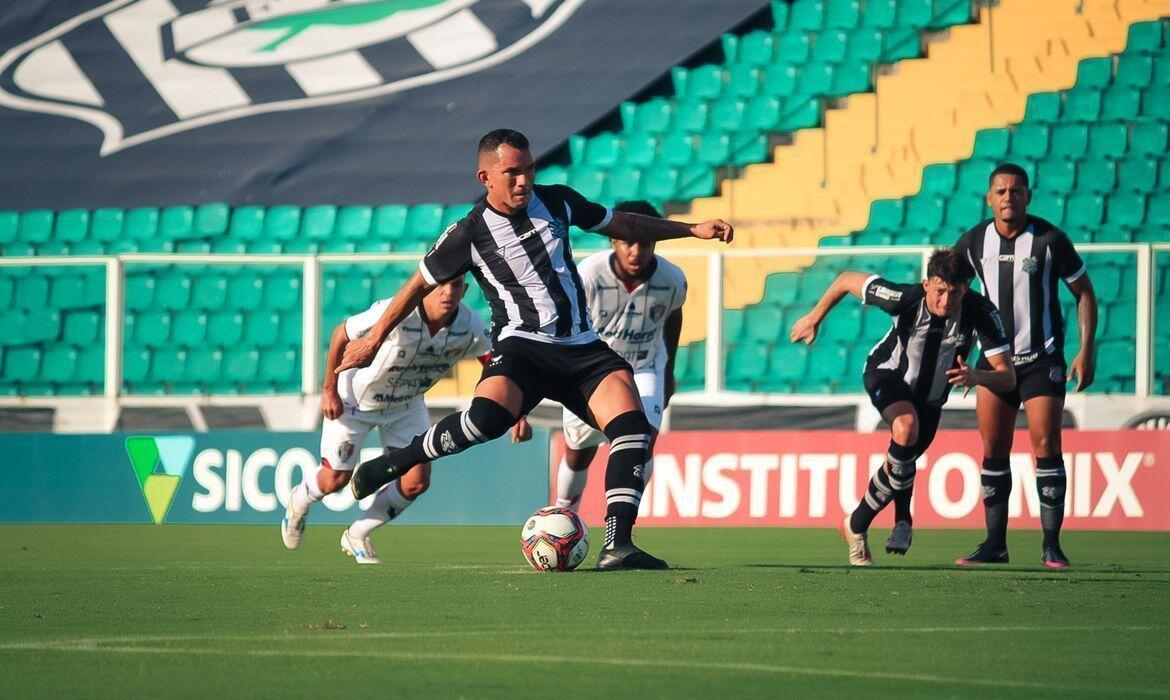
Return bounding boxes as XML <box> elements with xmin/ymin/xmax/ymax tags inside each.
<box><xmin>520</xmin><ymin>506</ymin><xmax>589</xmax><ymax>572</ymax></box>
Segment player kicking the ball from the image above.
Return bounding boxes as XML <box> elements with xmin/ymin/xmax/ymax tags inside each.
<box><xmin>791</xmin><ymin>249</ymin><xmax>1015</xmax><ymax>566</ymax></box>
<box><xmin>554</xmin><ymin>200</ymin><xmax>686</xmax><ymax>511</ymax></box>
<box><xmin>338</xmin><ymin>129</ymin><xmax>732</xmax><ymax>570</ymax></box>
<box><xmin>281</xmin><ymin>276</ymin><xmax>529</xmax><ymax>564</ymax></box>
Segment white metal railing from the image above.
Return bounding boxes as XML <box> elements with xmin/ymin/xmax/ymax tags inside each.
<box><xmin>0</xmin><ymin>243</ymin><xmax>1165</xmax><ymax>400</ymax></box>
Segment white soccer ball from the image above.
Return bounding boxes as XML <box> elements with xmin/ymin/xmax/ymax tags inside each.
<box><xmin>520</xmin><ymin>506</ymin><xmax>589</xmax><ymax>572</ymax></box>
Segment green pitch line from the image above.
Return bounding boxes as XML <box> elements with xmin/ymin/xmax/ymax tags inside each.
<box><xmin>0</xmin><ymin>526</ymin><xmax>1167</xmax><ymax>698</ymax></box>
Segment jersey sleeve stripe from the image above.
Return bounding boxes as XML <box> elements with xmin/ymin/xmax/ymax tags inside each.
<box><xmin>1063</xmin><ymin>264</ymin><xmax>1087</xmax><ymax>284</ymax></box>
<box><xmin>859</xmin><ymin>274</ymin><xmax>880</xmax><ymax>304</ymax></box>
<box><xmin>982</xmin><ymin>344</ymin><xmax>1011</xmax><ymax>357</ymax></box>
<box><xmin>418</xmin><ymin>259</ymin><xmax>439</xmax><ymax>286</ymax></box>
<box><xmin>587</xmin><ymin>206</ymin><xmax>613</xmax><ymax>232</ymax></box>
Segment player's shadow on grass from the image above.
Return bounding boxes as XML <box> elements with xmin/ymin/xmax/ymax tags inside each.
<box><xmin>744</xmin><ymin>563</ymin><xmax>1170</xmax><ymax>576</ymax></box>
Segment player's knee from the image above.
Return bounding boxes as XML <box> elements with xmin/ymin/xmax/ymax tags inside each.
<box><xmin>1031</xmin><ymin>433</ymin><xmax>1061</xmax><ymax>458</ymax></box>
<box><xmin>466</xmin><ymin>397</ymin><xmax>516</xmax><ymax>441</ymax></box>
<box><xmin>602</xmin><ymin>410</ymin><xmax>652</xmax><ymax>443</ymax></box>
<box><xmin>891</xmin><ymin>414</ymin><xmax>919</xmax><ymax>446</ymax></box>
<box><xmin>317</xmin><ymin>464</ymin><xmax>351</xmax><ymax>494</ymax></box>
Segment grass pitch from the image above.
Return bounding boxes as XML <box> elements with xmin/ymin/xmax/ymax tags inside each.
<box><xmin>1</xmin><ymin>525</ymin><xmax>1167</xmax><ymax>698</ymax></box>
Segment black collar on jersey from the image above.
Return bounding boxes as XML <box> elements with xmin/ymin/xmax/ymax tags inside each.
<box><xmin>482</xmin><ymin>197</ymin><xmax>531</xmax><ymax>220</ymax></box>
<box><xmin>608</xmin><ymin>251</ymin><xmax>658</xmax><ymax>287</ymax></box>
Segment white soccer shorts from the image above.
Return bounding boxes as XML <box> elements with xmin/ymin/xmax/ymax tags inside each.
<box><xmin>320</xmin><ymin>397</ymin><xmax>430</xmax><ymax>471</ymax></box>
<box><xmin>561</xmin><ymin>368</ymin><xmax>664</xmax><ymax>450</ymax></box>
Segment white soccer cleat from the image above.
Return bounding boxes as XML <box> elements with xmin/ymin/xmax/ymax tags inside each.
<box><xmin>841</xmin><ymin>515</ymin><xmax>872</xmax><ymax>566</ymax></box>
<box><xmin>280</xmin><ymin>486</ymin><xmax>309</xmax><ymax>550</ymax></box>
<box><xmin>340</xmin><ymin>529</ymin><xmax>381</xmax><ymax>565</ymax></box>
<box><xmin>885</xmin><ymin>520</ymin><xmax>913</xmax><ymax>555</ymax></box>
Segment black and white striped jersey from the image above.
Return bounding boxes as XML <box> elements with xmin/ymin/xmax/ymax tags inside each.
<box><xmin>954</xmin><ymin>216</ymin><xmax>1086</xmax><ymax>364</ymax></box>
<box><xmin>862</xmin><ymin>276</ymin><xmax>1011</xmax><ymax>406</ymax></box>
<box><xmin>419</xmin><ymin>185</ymin><xmax>613</xmax><ymax>345</ymax></box>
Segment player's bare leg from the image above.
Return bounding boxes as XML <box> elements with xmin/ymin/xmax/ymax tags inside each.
<box><xmin>845</xmin><ymin>401</ymin><xmax>919</xmax><ymax>564</ymax></box>
<box><xmin>586</xmin><ymin>369</ymin><xmax>666</xmax><ymax>570</ymax></box>
<box><xmin>556</xmin><ymin>445</ymin><xmax>598</xmax><ymax>510</ymax></box>
<box><xmin>1023</xmin><ymin>395</ymin><xmax>1070</xmax><ymax>567</ymax></box>
<box><xmin>957</xmin><ymin>387</ymin><xmax>1018</xmax><ymax>565</ymax></box>
<box><xmin>282</xmin><ymin>461</ymin><xmax>351</xmax><ymax>549</ymax></box>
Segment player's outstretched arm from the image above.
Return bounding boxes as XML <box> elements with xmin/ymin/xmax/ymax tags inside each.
<box><xmin>1066</xmin><ymin>275</ymin><xmax>1098</xmax><ymax>391</ymax></box>
<box><xmin>601</xmin><ymin>211</ymin><xmax>733</xmax><ymax>244</ymax></box>
<box><xmin>948</xmin><ymin>353</ymin><xmax>1016</xmax><ymax>393</ymax></box>
<box><xmin>789</xmin><ymin>271</ymin><xmax>870</xmax><ymax>345</ymax></box>
<box><xmin>336</xmin><ymin>271</ymin><xmax>435</xmax><ymax>373</ymax></box>
<box><xmin>321</xmin><ymin>323</ymin><xmax>349</xmax><ymax>419</ymax></box>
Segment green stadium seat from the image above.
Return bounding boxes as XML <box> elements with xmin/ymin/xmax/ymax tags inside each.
<box><xmin>1155</xmin><ymin>54</ymin><xmax>1170</xmax><ymax>85</ymax></box>
<box><xmin>1095</xmin><ymin>341</ymin><xmax>1134</xmax><ymax>391</ymax></box>
<box><xmin>763</xmin><ymin>274</ymin><xmax>799</xmax><ymax>305</ymax></box>
<box><xmin>372</xmin><ymin>205</ymin><xmax>408</xmax><ymax>237</ymax></box>
<box><xmin>709</xmin><ymin>98</ymin><xmax>746</xmax><ymax>132</ymax></box>
<box><xmin>1116</xmin><ymin>156</ymin><xmax>1158</xmax><ymax>193</ymax></box>
<box><xmin>53</xmin><ymin>210</ymin><xmax>89</xmax><ymax>242</ymax></box>
<box><xmin>335</xmin><ymin>206</ymin><xmax>373</xmax><ymax>239</ymax></box>
<box><xmin>149</xmin><ymin>347</ymin><xmax>186</xmax><ymax>382</ymax></box>
<box><xmin>1029</xmin><ymin>192</ymin><xmax>1066</xmax><ymax>226</ymax></box>
<box><xmin>919</xmin><ymin>163</ymin><xmax>957</xmax><ymax>196</ymax></box>
<box><xmin>14</xmin><ymin>274</ymin><xmax>48</xmax><ymax>309</ymax></box>
<box><xmin>1010</xmin><ymin>124</ymin><xmax>1049</xmax><ymax>159</ymax></box>
<box><xmin>1126</xmin><ymin>20</ymin><xmax>1165</xmax><ymax>54</ymax></box>
<box><xmin>1147</xmin><ymin>196</ymin><xmax>1170</xmax><ymax>227</ymax></box>
<box><xmin>337</xmin><ymin>275</ymin><xmax>374</xmax><ymax>309</ymax></box>
<box><xmin>676</xmin><ymin>65</ymin><xmax>724</xmax><ymax>99</ymax></box>
<box><xmin>897</xmin><ymin>0</ymin><xmax>933</xmax><ymax>27</ymax></box>
<box><xmin>828</xmin><ymin>62</ymin><xmax>870</xmax><ymax>96</ymax></box>
<box><xmin>406</xmin><ymin>204</ymin><xmax>443</xmax><ymax>239</ymax></box>
<box><xmin>847</xmin><ymin>27</ymin><xmax>884</xmax><ymax>63</ymax></box>
<box><xmin>763</xmin><ymin>62</ymin><xmax>798</xmax><ymax>96</ymax></box>
<box><xmin>174</xmin><ymin>240</ymin><xmax>211</xmax><ymax>254</ymax></box>
<box><xmin>227</xmin><ymin>273</ymin><xmax>264</xmax><ymax>310</ymax></box>
<box><xmin>135</xmin><ymin>310</ymin><xmax>171</xmax><ymax>347</ymax></box>
<box><xmin>1106</xmin><ymin>192</ymin><xmax>1146</xmax><ymax>229</ymax></box>
<box><xmin>730</xmin><ymin>131</ymin><xmax>768</xmax><ymax>166</ymax></box>
<box><xmin>124</xmin><ymin>275</ymin><xmax>155</xmax><ymax>311</ymax></box>
<box><xmin>301</xmin><ymin>205</ymin><xmax>337</xmax><ymax>239</ymax></box>
<box><xmin>667</xmin><ymin>100</ymin><xmax>705</xmax><ymax>133</ymax></box>
<box><xmin>0</xmin><ymin>276</ymin><xmax>12</xmax><ymax>308</ymax></box>
<box><xmin>777</xmin><ymin>33</ymin><xmax>812</xmax><ymax>63</ymax></box>
<box><xmin>172</xmin><ymin>310</ymin><xmax>207</xmax><ymax>346</ymax></box>
<box><xmin>1101</xmin><ymin>87</ymin><xmax>1141</xmax><ymax>120</ymax></box>
<box><xmin>826</xmin><ymin>0</ymin><xmax>860</xmax><ymax>28</ymax></box>
<box><xmin>727</xmin><ymin>65</ymin><xmax>761</xmax><ymax>97</ymax></box>
<box><xmin>726</xmin><ymin>342</ymin><xmax>770</xmax><ymax>390</ymax></box>
<box><xmin>642</xmin><ymin>167</ymin><xmax>679</xmax><ymax>201</ymax></box>
<box><xmin>805</xmin><ymin>343</ymin><xmax>849</xmax><ymax>389</ymax></box>
<box><xmin>1050</xmin><ymin>124</ymin><xmax>1089</xmax><ymax>159</ymax></box>
<box><xmin>745</xmin><ymin>95</ymin><xmax>782</xmax><ymax>130</ymax></box>
<box><xmin>660</xmin><ymin>131</ymin><xmax>695</xmax><ymax>167</ymax></box>
<box><xmin>853</xmin><ymin>230</ymin><xmax>894</xmax><ymax>246</ymax></box>
<box><xmin>19</xmin><ymin>210</ymin><xmax>53</xmax><ymax>243</ymax></box>
<box><xmin>223</xmin><ymin>349</ymin><xmax>260</xmax><ymax>382</ymax></box>
<box><xmin>1039</xmin><ymin>159</ymin><xmax>1076</xmax><ymax>193</ymax></box>
<box><xmin>864</xmin><ymin>0</ymin><xmax>897</xmax><ymax>28</ymax></box>
<box><xmin>263</xmin><ymin>273</ymin><xmax>300</xmax><ymax>311</ymax></box>
<box><xmin>210</xmin><ymin>239</ymin><xmax>247</xmax><ymax>255</ymax></box>
<box><xmin>76</xmin><ymin>347</ymin><xmax>103</xmax><ymax>385</ymax></box>
<box><xmin>956</xmin><ymin>159</ymin><xmax>994</xmax><ymax>194</ymax></box>
<box><xmin>812</xmin><ymin>30</ymin><xmax>849</xmax><ymax>64</ymax></box>
<box><xmin>194</xmin><ymin>204</ymin><xmax>229</xmax><ymax>236</ymax></box>
<box><xmin>122</xmin><ymin>346</ymin><xmax>151</xmax><ymax>384</ymax></box>
<box><xmin>0</xmin><ymin>211</ymin><xmax>16</xmax><ymax>243</ymax></box>
<box><xmin>676</xmin><ymin>165</ymin><xmax>717</xmax><ymax>199</ymax></box>
<box><xmin>1142</xmin><ymin>86</ymin><xmax>1170</xmax><ymax>119</ymax></box>
<box><xmin>1130</xmin><ymin>123</ymin><xmax>1168</xmax><ymax>157</ymax></box>
<box><xmin>906</xmin><ymin>196</ymin><xmax>945</xmax><ymax>231</ymax></box>
<box><xmin>191</xmin><ymin>275</ymin><xmax>227</xmax><ymax>309</ymax></box>
<box><xmin>159</xmin><ymin>206</ymin><xmax>194</xmax><ymax>239</ymax></box>
<box><xmin>227</xmin><ymin>206</ymin><xmax>265</xmax><ymax>240</ymax></box>
<box><xmin>632</xmin><ymin>99</ymin><xmax>673</xmax><ymax>134</ymax></box>
<box><xmin>1075</xmin><ymin>159</ymin><xmax>1115</xmax><ymax>194</ymax></box>
<box><xmin>697</xmin><ymin>130</ymin><xmax>732</xmax><ymax>165</ymax></box>
<box><xmin>777</xmin><ymin>97</ymin><xmax>820</xmax><ymax>130</ymax></box>
<box><xmin>124</xmin><ymin>208</ymin><xmax>159</xmax><ymax>241</ymax></box>
<box><xmin>723</xmin><ymin>309</ymin><xmax>746</xmax><ymax>343</ymax></box>
<box><xmin>244</xmin><ymin>312</ymin><xmax>280</xmax><ymax>347</ymax></box>
<box><xmin>207</xmin><ymin>311</ymin><xmax>244</xmax><ymax>346</ymax></box>
<box><xmin>769</xmin><ymin>0</ymin><xmax>790</xmax><ymax>29</ymax></box>
<box><xmin>0</xmin><ymin>309</ymin><xmax>25</xmax><ymax>344</ymax></box>
<box><xmin>1023</xmin><ymin>92</ymin><xmax>1061</xmax><ymax>123</ymax></box>
<box><xmin>568</xmin><ymin>167</ymin><xmax>607</xmax><ymax>201</ymax></box>
<box><xmin>63</xmin><ymin>311</ymin><xmax>100</xmax><ymax>346</ymax></box>
<box><xmin>535</xmin><ymin>164</ymin><xmax>568</xmax><ymax>187</ymax></box>
<box><xmin>321</xmin><ymin>240</ymin><xmax>358</xmax><ymax>257</ymax></box>
<box><xmin>735</xmin><ymin>31</ymin><xmax>774</xmax><ymax>66</ymax></box>
<box><xmin>930</xmin><ymin>0</ymin><xmax>972</xmax><ymax>29</ymax></box>
<box><xmin>263</xmin><ymin>206</ymin><xmax>301</xmax><ymax>240</ymax></box>
<box><xmin>185</xmin><ymin>349</ymin><xmax>222</xmax><ymax>383</ymax></box>
<box><xmin>1063</xmin><ymin>89</ymin><xmax>1102</xmax><ymax>123</ymax></box>
<box><xmin>5</xmin><ymin>347</ymin><xmax>41</xmax><ymax>382</ymax></box>
<box><xmin>259</xmin><ymin>348</ymin><xmax>298</xmax><ymax>382</ymax></box>
<box><xmin>798</xmin><ymin>62</ymin><xmax>834</xmax><ymax>95</ymax></box>
<box><xmin>1107</xmin><ymin>301</ymin><xmax>1138</xmax><ymax>339</ymax></box>
<box><xmin>583</xmin><ymin>133</ymin><xmax>621</xmax><ymax>167</ymax></box>
<box><xmin>790</xmin><ymin>0</ymin><xmax>825</xmax><ymax>30</ymax></box>
<box><xmin>767</xmin><ymin>344</ymin><xmax>808</xmax><ymax>386</ymax></box>
<box><xmin>622</xmin><ymin>133</ymin><xmax>658</xmax><ymax>167</ymax></box>
<box><xmin>153</xmin><ymin>273</ymin><xmax>191</xmax><ymax>309</ymax></box>
<box><xmin>48</xmin><ymin>274</ymin><xmax>87</xmax><ymax>310</ymax></box>
<box><xmin>1087</xmin><ymin>123</ymin><xmax>1128</xmax><ymax>157</ymax></box>
<box><xmin>1116</xmin><ymin>54</ymin><xmax>1154</xmax><ymax>88</ymax></box>
<box><xmin>1075</xmin><ymin>57</ymin><xmax>1113</xmax><ymax>91</ymax></box>
<box><xmin>742</xmin><ymin>305</ymin><xmax>784</xmax><ymax>343</ymax></box>
<box><xmin>971</xmin><ymin>129</ymin><xmax>1010</xmax><ymax>160</ymax></box>
<box><xmin>820</xmin><ymin>304</ymin><xmax>862</xmax><ymax>342</ymax></box>
<box><xmin>608</xmin><ymin>169</ymin><xmax>643</xmax><ymax>201</ymax></box>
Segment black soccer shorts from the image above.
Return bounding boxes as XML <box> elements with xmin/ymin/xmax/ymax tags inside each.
<box><xmin>863</xmin><ymin>370</ymin><xmax>943</xmax><ymax>456</ymax></box>
<box><xmin>978</xmin><ymin>353</ymin><xmax>1067</xmax><ymax>407</ymax></box>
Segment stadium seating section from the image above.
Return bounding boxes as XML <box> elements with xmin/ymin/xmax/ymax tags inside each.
<box><xmin>0</xmin><ymin>5</ymin><xmax>1167</xmax><ymax>398</ymax></box>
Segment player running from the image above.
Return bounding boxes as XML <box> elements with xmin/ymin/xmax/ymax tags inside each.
<box><xmin>554</xmin><ymin>200</ymin><xmax>686</xmax><ymax>511</ymax></box>
<box><xmin>337</xmin><ymin>129</ymin><xmax>732</xmax><ymax>570</ymax></box>
<box><xmin>791</xmin><ymin>249</ymin><xmax>1015</xmax><ymax>566</ymax></box>
<box><xmin>953</xmin><ymin>163</ymin><xmax>1098</xmax><ymax>568</ymax></box>
<box><xmin>281</xmin><ymin>276</ymin><xmax>529</xmax><ymax>564</ymax></box>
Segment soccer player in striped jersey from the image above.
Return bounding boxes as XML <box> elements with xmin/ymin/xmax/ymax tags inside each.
<box><xmin>953</xmin><ymin>163</ymin><xmax>1098</xmax><ymax>568</ymax></box>
<box><xmin>338</xmin><ymin>129</ymin><xmax>732</xmax><ymax>570</ymax></box>
<box><xmin>791</xmin><ymin>249</ymin><xmax>1015</xmax><ymax>566</ymax></box>
<box><xmin>555</xmin><ymin>200</ymin><xmax>687</xmax><ymax>511</ymax></box>
<box><xmin>280</xmin><ymin>276</ymin><xmax>530</xmax><ymax>564</ymax></box>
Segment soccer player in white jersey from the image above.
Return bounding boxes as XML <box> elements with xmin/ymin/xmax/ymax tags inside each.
<box><xmin>555</xmin><ymin>200</ymin><xmax>686</xmax><ymax>511</ymax></box>
<box><xmin>280</xmin><ymin>276</ymin><xmax>528</xmax><ymax>564</ymax></box>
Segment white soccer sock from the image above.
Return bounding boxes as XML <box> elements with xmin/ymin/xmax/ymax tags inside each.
<box><xmin>291</xmin><ymin>476</ymin><xmax>324</xmax><ymax>513</ymax></box>
<box><xmin>347</xmin><ymin>481</ymin><xmax>415</xmax><ymax>539</ymax></box>
<box><xmin>555</xmin><ymin>457</ymin><xmax>589</xmax><ymax>510</ymax></box>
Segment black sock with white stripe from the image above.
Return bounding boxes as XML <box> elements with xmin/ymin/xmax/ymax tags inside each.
<box><xmin>601</xmin><ymin>410</ymin><xmax>652</xmax><ymax>549</ymax></box>
<box><xmin>888</xmin><ymin>441</ymin><xmax>917</xmax><ymax>526</ymax></box>
<box><xmin>1036</xmin><ymin>455</ymin><xmax>1067</xmax><ymax>547</ymax></box>
<box><xmin>981</xmin><ymin>457</ymin><xmax>1012</xmax><ymax>548</ymax></box>
<box><xmin>851</xmin><ymin>443</ymin><xmax>916</xmax><ymax>534</ymax></box>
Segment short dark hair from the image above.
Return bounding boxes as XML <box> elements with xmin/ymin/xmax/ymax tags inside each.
<box><xmin>478</xmin><ymin>129</ymin><xmax>529</xmax><ymax>154</ymax></box>
<box><xmin>928</xmin><ymin>248</ymin><xmax>974</xmax><ymax>286</ymax></box>
<box><xmin>614</xmin><ymin>200</ymin><xmax>662</xmax><ymax>218</ymax></box>
<box><xmin>989</xmin><ymin>162</ymin><xmax>1030</xmax><ymax>189</ymax></box>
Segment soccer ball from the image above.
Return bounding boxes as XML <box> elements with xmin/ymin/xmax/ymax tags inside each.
<box><xmin>520</xmin><ymin>506</ymin><xmax>590</xmax><ymax>572</ymax></box>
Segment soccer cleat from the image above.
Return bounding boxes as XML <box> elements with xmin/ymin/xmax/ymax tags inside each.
<box><xmin>350</xmin><ymin>459</ymin><xmax>396</xmax><ymax>500</ymax></box>
<box><xmin>340</xmin><ymin>529</ymin><xmax>381</xmax><ymax>565</ymax></box>
<box><xmin>841</xmin><ymin>516</ymin><xmax>872</xmax><ymax>566</ymax></box>
<box><xmin>885</xmin><ymin>520</ymin><xmax>912</xmax><ymax>555</ymax></box>
<box><xmin>595</xmin><ymin>543</ymin><xmax>669</xmax><ymax>571</ymax></box>
<box><xmin>1042</xmin><ymin>543</ymin><xmax>1070</xmax><ymax>568</ymax></box>
<box><xmin>280</xmin><ymin>486</ymin><xmax>308</xmax><ymax>550</ymax></box>
<box><xmin>955</xmin><ymin>541</ymin><xmax>1010</xmax><ymax>565</ymax></box>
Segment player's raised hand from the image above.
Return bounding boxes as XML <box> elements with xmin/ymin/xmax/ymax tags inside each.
<box><xmin>1067</xmin><ymin>350</ymin><xmax>1095</xmax><ymax>392</ymax></box>
<box><xmin>789</xmin><ymin>313</ymin><xmax>820</xmax><ymax>345</ymax></box>
<box><xmin>692</xmin><ymin>219</ymin><xmax>733</xmax><ymax>243</ymax></box>
<box><xmin>335</xmin><ymin>335</ymin><xmax>378</xmax><ymax>373</ymax></box>
<box><xmin>948</xmin><ymin>355</ymin><xmax>975</xmax><ymax>389</ymax></box>
<box><xmin>321</xmin><ymin>389</ymin><xmax>344</xmax><ymax>420</ymax></box>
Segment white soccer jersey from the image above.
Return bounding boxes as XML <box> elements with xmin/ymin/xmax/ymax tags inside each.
<box><xmin>337</xmin><ymin>299</ymin><xmax>492</xmax><ymax>412</ymax></box>
<box><xmin>577</xmin><ymin>251</ymin><xmax>687</xmax><ymax>372</ymax></box>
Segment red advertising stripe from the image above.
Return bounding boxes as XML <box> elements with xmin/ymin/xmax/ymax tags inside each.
<box><xmin>551</xmin><ymin>431</ymin><xmax>1170</xmax><ymax>530</ymax></box>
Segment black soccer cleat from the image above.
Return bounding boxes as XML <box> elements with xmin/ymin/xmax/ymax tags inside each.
<box><xmin>955</xmin><ymin>541</ymin><xmax>1010</xmax><ymax>566</ymax></box>
<box><xmin>595</xmin><ymin>543</ymin><xmax>669</xmax><ymax>571</ymax></box>
<box><xmin>349</xmin><ymin>459</ymin><xmax>397</xmax><ymax>500</ymax></box>
<box><xmin>1042</xmin><ymin>543</ymin><xmax>1071</xmax><ymax>568</ymax></box>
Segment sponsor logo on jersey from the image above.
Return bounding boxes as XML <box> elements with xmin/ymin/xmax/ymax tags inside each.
<box><xmin>998</xmin><ymin>254</ymin><xmax>1014</xmax><ymax>262</ymax></box>
<box><xmin>0</xmin><ymin>0</ymin><xmax>586</xmax><ymax>154</ymax></box>
<box><xmin>871</xmin><ymin>286</ymin><xmax>901</xmax><ymax>302</ymax></box>
<box><xmin>124</xmin><ymin>435</ymin><xmax>196</xmax><ymax>524</ymax></box>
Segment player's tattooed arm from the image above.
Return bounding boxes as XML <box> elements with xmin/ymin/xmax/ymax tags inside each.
<box><xmin>601</xmin><ymin>212</ymin><xmax>733</xmax><ymax>244</ymax></box>
<box><xmin>789</xmin><ymin>271</ymin><xmax>871</xmax><ymax>345</ymax></box>
<box><xmin>320</xmin><ymin>322</ymin><xmax>349</xmax><ymax>419</ymax></box>
<box><xmin>663</xmin><ymin>307</ymin><xmax>683</xmax><ymax>405</ymax></box>
<box><xmin>1066</xmin><ymin>274</ymin><xmax>1098</xmax><ymax>391</ymax></box>
<box><xmin>336</xmin><ymin>271</ymin><xmax>435</xmax><ymax>373</ymax></box>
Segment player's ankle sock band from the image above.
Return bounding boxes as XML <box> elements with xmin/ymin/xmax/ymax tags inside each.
<box><xmin>602</xmin><ymin>410</ymin><xmax>652</xmax><ymax>524</ymax></box>
<box><xmin>604</xmin><ymin>515</ymin><xmax>633</xmax><ymax>550</ymax></box>
<box><xmin>1036</xmin><ymin>455</ymin><xmax>1067</xmax><ymax>546</ymax></box>
<box><xmin>981</xmin><ymin>457</ymin><xmax>1012</xmax><ymax>547</ymax></box>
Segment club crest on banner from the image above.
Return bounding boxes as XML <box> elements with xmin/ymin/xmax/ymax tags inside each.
<box><xmin>0</xmin><ymin>0</ymin><xmax>584</xmax><ymax>154</ymax></box>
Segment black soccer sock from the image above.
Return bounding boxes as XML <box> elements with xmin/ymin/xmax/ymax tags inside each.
<box><xmin>1036</xmin><ymin>455</ymin><xmax>1067</xmax><ymax>547</ymax></box>
<box><xmin>980</xmin><ymin>457</ymin><xmax>1012</xmax><ymax>548</ymax></box>
<box><xmin>888</xmin><ymin>441</ymin><xmax>917</xmax><ymax>526</ymax></box>
<box><xmin>359</xmin><ymin>398</ymin><xmax>515</xmax><ymax>479</ymax></box>
<box><xmin>850</xmin><ymin>467</ymin><xmax>896</xmax><ymax>534</ymax></box>
<box><xmin>601</xmin><ymin>410</ymin><xmax>652</xmax><ymax>548</ymax></box>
